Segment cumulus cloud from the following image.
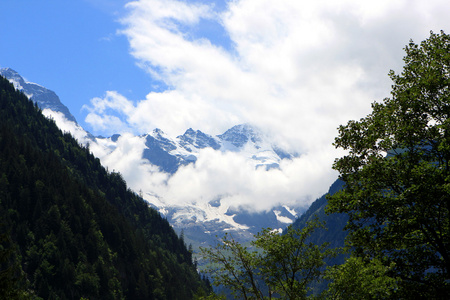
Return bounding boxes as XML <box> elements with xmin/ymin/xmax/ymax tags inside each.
<box><xmin>83</xmin><ymin>0</ymin><xmax>450</xmax><ymax>209</ymax></box>
<box><xmin>158</xmin><ymin>148</ymin><xmax>338</xmax><ymax>211</ymax></box>
<box><xmin>83</xmin><ymin>91</ymin><xmax>135</xmax><ymax>135</ymax></box>
<box><xmin>94</xmin><ymin>141</ymin><xmax>339</xmax><ymax>212</ymax></box>
<box><xmin>86</xmin><ymin>0</ymin><xmax>450</xmax><ymax>143</ymax></box>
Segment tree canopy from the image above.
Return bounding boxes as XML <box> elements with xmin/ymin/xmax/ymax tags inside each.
<box><xmin>201</xmin><ymin>218</ymin><xmax>338</xmax><ymax>299</ymax></box>
<box><xmin>327</xmin><ymin>30</ymin><xmax>450</xmax><ymax>297</ymax></box>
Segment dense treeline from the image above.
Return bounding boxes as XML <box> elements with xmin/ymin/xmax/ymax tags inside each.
<box><xmin>0</xmin><ymin>75</ymin><xmax>211</xmax><ymax>299</ymax></box>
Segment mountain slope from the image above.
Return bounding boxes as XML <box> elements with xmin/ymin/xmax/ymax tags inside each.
<box><xmin>292</xmin><ymin>179</ymin><xmax>347</xmax><ymax>250</ymax></box>
<box><xmin>1</xmin><ymin>68</ymin><xmax>306</xmax><ymax>252</ymax></box>
<box><xmin>0</xmin><ymin>75</ymin><xmax>210</xmax><ymax>299</ymax></box>
<box><xmin>0</xmin><ymin>68</ymin><xmax>77</xmax><ymax>123</ymax></box>
<box><xmin>290</xmin><ymin>179</ymin><xmax>348</xmax><ymax>295</ymax></box>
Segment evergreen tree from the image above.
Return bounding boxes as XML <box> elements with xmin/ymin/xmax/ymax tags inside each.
<box><xmin>0</xmin><ymin>75</ymin><xmax>211</xmax><ymax>299</ymax></box>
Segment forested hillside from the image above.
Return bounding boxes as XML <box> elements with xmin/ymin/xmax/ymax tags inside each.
<box><xmin>0</xmin><ymin>75</ymin><xmax>210</xmax><ymax>299</ymax></box>
<box><xmin>292</xmin><ymin>179</ymin><xmax>347</xmax><ymax>251</ymax></box>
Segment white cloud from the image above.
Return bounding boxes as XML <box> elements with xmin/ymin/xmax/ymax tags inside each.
<box><xmin>95</xmin><ymin>143</ymin><xmax>338</xmax><ymax>212</ymax></box>
<box><xmin>42</xmin><ymin>109</ymin><xmax>91</xmax><ymax>145</ymax></box>
<box><xmin>89</xmin><ymin>0</ymin><xmax>450</xmax><ymax>143</ymax></box>
<box><xmin>99</xmin><ymin>133</ymin><xmax>168</xmax><ymax>186</ymax></box>
<box><xmin>83</xmin><ymin>0</ymin><xmax>450</xmax><ymax>209</ymax></box>
<box><xmin>83</xmin><ymin>91</ymin><xmax>135</xmax><ymax>135</ymax></box>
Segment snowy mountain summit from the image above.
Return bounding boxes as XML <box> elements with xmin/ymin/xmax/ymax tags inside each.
<box><xmin>2</xmin><ymin>68</ymin><xmax>305</xmax><ymax>249</ymax></box>
<box><xmin>0</xmin><ymin>68</ymin><xmax>77</xmax><ymax>123</ymax></box>
<box><xmin>219</xmin><ymin>123</ymin><xmax>261</xmax><ymax>147</ymax></box>
<box><xmin>219</xmin><ymin>124</ymin><xmax>296</xmax><ymax>168</ymax></box>
<box><xmin>102</xmin><ymin>123</ymin><xmax>296</xmax><ymax>175</ymax></box>
<box><xmin>178</xmin><ymin>128</ymin><xmax>221</xmax><ymax>150</ymax></box>
<box><xmin>94</xmin><ymin>124</ymin><xmax>303</xmax><ymax>246</ymax></box>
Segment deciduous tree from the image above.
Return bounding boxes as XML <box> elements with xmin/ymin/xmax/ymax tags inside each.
<box><xmin>324</xmin><ymin>256</ymin><xmax>399</xmax><ymax>299</ymax></box>
<box><xmin>201</xmin><ymin>218</ymin><xmax>338</xmax><ymax>299</ymax></box>
<box><xmin>327</xmin><ymin>30</ymin><xmax>450</xmax><ymax>297</ymax></box>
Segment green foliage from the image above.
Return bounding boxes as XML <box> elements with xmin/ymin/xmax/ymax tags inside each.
<box><xmin>201</xmin><ymin>218</ymin><xmax>339</xmax><ymax>299</ymax></box>
<box><xmin>324</xmin><ymin>256</ymin><xmax>399</xmax><ymax>299</ymax></box>
<box><xmin>327</xmin><ymin>30</ymin><xmax>450</xmax><ymax>297</ymax></box>
<box><xmin>0</xmin><ymin>75</ymin><xmax>211</xmax><ymax>298</ymax></box>
<box><xmin>0</xmin><ymin>225</ymin><xmax>31</xmax><ymax>300</ymax></box>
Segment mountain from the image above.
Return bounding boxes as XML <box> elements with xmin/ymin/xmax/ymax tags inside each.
<box><xmin>101</xmin><ymin>123</ymin><xmax>296</xmax><ymax>175</ymax></box>
<box><xmin>95</xmin><ymin>124</ymin><xmax>303</xmax><ymax>247</ymax></box>
<box><xmin>0</xmin><ymin>68</ymin><xmax>77</xmax><ymax>123</ymax></box>
<box><xmin>292</xmin><ymin>179</ymin><xmax>347</xmax><ymax>250</ymax></box>
<box><xmin>0</xmin><ymin>75</ymin><xmax>210</xmax><ymax>299</ymax></box>
<box><xmin>1</xmin><ymin>68</ymin><xmax>305</xmax><ymax>251</ymax></box>
<box><xmin>291</xmin><ymin>179</ymin><xmax>349</xmax><ymax>295</ymax></box>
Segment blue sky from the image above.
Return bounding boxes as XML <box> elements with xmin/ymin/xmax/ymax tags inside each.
<box><xmin>2</xmin><ymin>0</ymin><xmax>450</xmax><ymax>142</ymax></box>
<box><xmin>2</xmin><ymin>0</ymin><xmax>450</xmax><ymax>207</ymax></box>
<box><xmin>0</xmin><ymin>0</ymin><xmax>234</xmax><ymax>132</ymax></box>
<box><xmin>0</xmin><ymin>0</ymin><xmax>157</xmax><ymax>128</ymax></box>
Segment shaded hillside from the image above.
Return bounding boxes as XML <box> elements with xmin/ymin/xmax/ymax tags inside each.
<box><xmin>292</xmin><ymin>179</ymin><xmax>348</xmax><ymax>254</ymax></box>
<box><xmin>0</xmin><ymin>75</ymin><xmax>210</xmax><ymax>299</ymax></box>
<box><xmin>290</xmin><ymin>179</ymin><xmax>348</xmax><ymax>295</ymax></box>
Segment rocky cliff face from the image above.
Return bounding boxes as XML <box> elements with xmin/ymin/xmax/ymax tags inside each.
<box><xmin>0</xmin><ymin>68</ymin><xmax>77</xmax><ymax>123</ymax></box>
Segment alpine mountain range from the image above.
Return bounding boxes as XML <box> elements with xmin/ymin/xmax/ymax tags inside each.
<box><xmin>1</xmin><ymin>68</ymin><xmax>309</xmax><ymax>248</ymax></box>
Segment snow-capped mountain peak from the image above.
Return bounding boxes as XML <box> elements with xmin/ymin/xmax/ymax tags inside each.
<box><xmin>177</xmin><ymin>128</ymin><xmax>221</xmax><ymax>151</ymax></box>
<box><xmin>0</xmin><ymin>68</ymin><xmax>77</xmax><ymax>123</ymax></box>
<box><xmin>0</xmin><ymin>68</ymin><xmax>27</xmax><ymax>90</ymax></box>
<box><xmin>2</xmin><ymin>68</ymin><xmax>306</xmax><ymax>250</ymax></box>
<box><xmin>91</xmin><ymin>124</ymin><xmax>303</xmax><ymax>243</ymax></box>
<box><xmin>217</xmin><ymin>123</ymin><xmax>263</xmax><ymax>148</ymax></box>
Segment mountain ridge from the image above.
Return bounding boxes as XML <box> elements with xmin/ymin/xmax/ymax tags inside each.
<box><xmin>0</xmin><ymin>68</ymin><xmax>77</xmax><ymax>123</ymax></box>
<box><xmin>1</xmin><ymin>68</ymin><xmax>307</xmax><ymax>251</ymax></box>
<box><xmin>0</xmin><ymin>74</ymin><xmax>210</xmax><ymax>298</ymax></box>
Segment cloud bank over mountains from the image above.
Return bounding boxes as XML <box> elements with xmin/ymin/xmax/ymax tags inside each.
<box><xmin>6</xmin><ymin>0</ymin><xmax>447</xmax><ymax>212</ymax></box>
<box><xmin>80</xmin><ymin>0</ymin><xmax>450</xmax><ymax>210</ymax></box>
<box><xmin>88</xmin><ymin>127</ymin><xmax>329</xmax><ymax>213</ymax></box>
<box><xmin>85</xmin><ymin>0</ymin><xmax>449</xmax><ymax>146</ymax></box>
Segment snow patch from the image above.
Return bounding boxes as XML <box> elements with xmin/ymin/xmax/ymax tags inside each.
<box><xmin>273</xmin><ymin>210</ymin><xmax>294</xmax><ymax>224</ymax></box>
<box><xmin>283</xmin><ymin>205</ymin><xmax>297</xmax><ymax>218</ymax></box>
